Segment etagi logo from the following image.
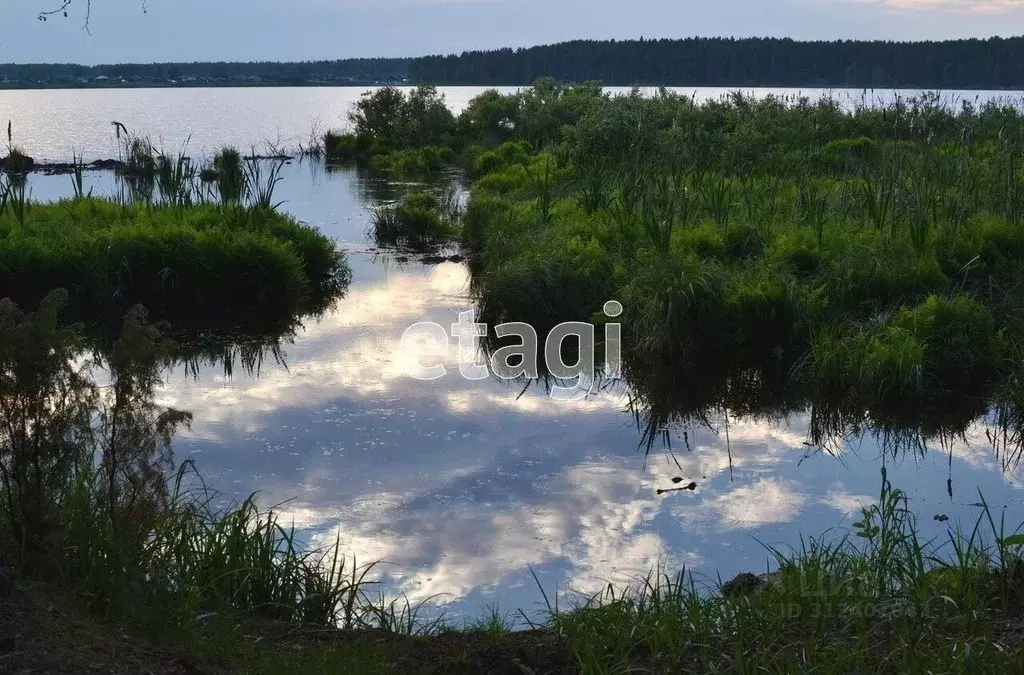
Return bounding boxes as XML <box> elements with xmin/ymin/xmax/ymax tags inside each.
<box><xmin>400</xmin><ymin>301</ymin><xmax>624</xmax><ymax>399</ymax></box>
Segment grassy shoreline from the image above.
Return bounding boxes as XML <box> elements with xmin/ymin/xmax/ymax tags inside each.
<box><xmin>5</xmin><ymin>462</ymin><xmax>1024</xmax><ymax>672</ymax></box>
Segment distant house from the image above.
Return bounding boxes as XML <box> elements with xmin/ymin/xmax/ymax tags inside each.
<box><xmin>94</xmin><ymin>75</ymin><xmax>111</xmax><ymax>83</ymax></box>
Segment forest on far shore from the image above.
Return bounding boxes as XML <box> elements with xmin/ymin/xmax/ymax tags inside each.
<box><xmin>3</xmin><ymin>36</ymin><xmax>1023</xmax><ymax>89</ymax></box>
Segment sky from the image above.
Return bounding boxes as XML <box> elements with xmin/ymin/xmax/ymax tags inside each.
<box><xmin>2</xmin><ymin>0</ymin><xmax>1024</xmax><ymax>64</ymax></box>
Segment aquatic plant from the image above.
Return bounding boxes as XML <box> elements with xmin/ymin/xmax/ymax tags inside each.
<box><xmin>370</xmin><ymin>190</ymin><xmax>458</xmax><ymax>251</ymax></box>
<box><xmin>212</xmin><ymin>146</ymin><xmax>244</xmax><ymax>204</ymax></box>
<box><xmin>243</xmin><ymin>155</ymin><xmax>286</xmax><ymax>211</ymax></box>
<box><xmin>155</xmin><ymin>148</ymin><xmax>197</xmax><ymax>207</ymax></box>
<box><xmin>70</xmin><ymin>150</ymin><xmax>89</xmax><ymax>199</ymax></box>
<box><xmin>112</xmin><ymin>123</ymin><xmax>157</xmax><ymax>202</ymax></box>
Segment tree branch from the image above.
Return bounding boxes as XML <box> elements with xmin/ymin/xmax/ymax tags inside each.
<box><xmin>39</xmin><ymin>2</ymin><xmax>148</xmax><ymax>33</ymax></box>
<box><xmin>38</xmin><ymin>1</ymin><xmax>92</xmax><ymax>33</ymax></box>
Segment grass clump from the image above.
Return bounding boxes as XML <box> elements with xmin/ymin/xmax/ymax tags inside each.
<box><xmin>370</xmin><ymin>190</ymin><xmax>459</xmax><ymax>252</ymax></box>
<box><xmin>0</xmin><ymin>198</ymin><xmax>348</xmax><ymax>331</ymax></box>
<box><xmin>204</xmin><ymin>146</ymin><xmax>245</xmax><ymax>203</ymax></box>
<box><xmin>0</xmin><ymin>147</ymin><xmax>34</xmax><ymax>174</ymax></box>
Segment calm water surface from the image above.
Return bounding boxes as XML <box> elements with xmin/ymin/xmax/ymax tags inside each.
<box><xmin>13</xmin><ymin>87</ymin><xmax>1024</xmax><ymax>620</ymax></box>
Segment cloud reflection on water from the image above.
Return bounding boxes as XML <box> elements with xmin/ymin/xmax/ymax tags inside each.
<box><xmin>159</xmin><ymin>249</ymin><xmax>1024</xmax><ymax>617</ymax></box>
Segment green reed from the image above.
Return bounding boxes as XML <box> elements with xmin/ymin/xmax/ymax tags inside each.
<box><xmin>243</xmin><ymin>155</ymin><xmax>286</xmax><ymax>212</ymax></box>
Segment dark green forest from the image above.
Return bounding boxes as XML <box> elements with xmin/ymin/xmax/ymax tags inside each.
<box><xmin>3</xmin><ymin>36</ymin><xmax>1024</xmax><ymax>89</ymax></box>
<box><xmin>409</xmin><ymin>36</ymin><xmax>1024</xmax><ymax>88</ymax></box>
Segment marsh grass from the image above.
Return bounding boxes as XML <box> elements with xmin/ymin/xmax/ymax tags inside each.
<box><xmin>0</xmin><ymin>198</ymin><xmax>347</xmax><ymax>331</ymax></box>
<box><xmin>243</xmin><ymin>154</ymin><xmax>286</xmax><ymax>211</ymax></box>
<box><xmin>143</xmin><ymin>472</ymin><xmax>380</xmax><ymax>629</ymax></box>
<box><xmin>370</xmin><ymin>190</ymin><xmax>459</xmax><ymax>252</ymax></box>
<box><xmin>70</xmin><ymin>150</ymin><xmax>89</xmax><ymax>199</ymax></box>
<box><xmin>155</xmin><ymin>147</ymin><xmax>197</xmax><ymax>208</ymax></box>
<box><xmin>212</xmin><ymin>147</ymin><xmax>244</xmax><ymax>204</ymax></box>
<box><xmin>424</xmin><ymin>86</ymin><xmax>1024</xmax><ymax>453</ymax></box>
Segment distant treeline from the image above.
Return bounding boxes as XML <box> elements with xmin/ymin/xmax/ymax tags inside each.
<box><xmin>4</xmin><ymin>36</ymin><xmax>1024</xmax><ymax>89</ymax></box>
<box><xmin>408</xmin><ymin>37</ymin><xmax>1024</xmax><ymax>89</ymax></box>
<box><xmin>0</xmin><ymin>59</ymin><xmax>409</xmax><ymax>87</ymax></box>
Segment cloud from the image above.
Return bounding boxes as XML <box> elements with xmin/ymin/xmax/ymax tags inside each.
<box><xmin>845</xmin><ymin>0</ymin><xmax>1024</xmax><ymax>13</ymax></box>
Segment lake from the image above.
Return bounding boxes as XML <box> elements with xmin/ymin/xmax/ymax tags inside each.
<box><xmin>8</xmin><ymin>86</ymin><xmax>1024</xmax><ymax>621</ymax></box>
